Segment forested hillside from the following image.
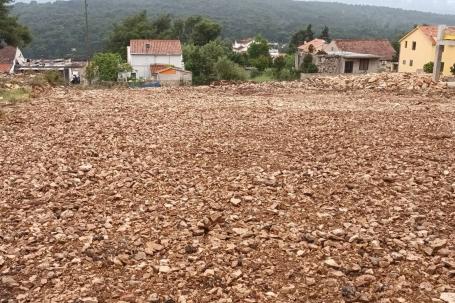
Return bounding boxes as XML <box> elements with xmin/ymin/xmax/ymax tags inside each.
<box><xmin>12</xmin><ymin>0</ymin><xmax>455</xmax><ymax>58</ymax></box>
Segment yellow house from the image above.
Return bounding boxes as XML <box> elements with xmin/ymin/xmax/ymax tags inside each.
<box><xmin>399</xmin><ymin>25</ymin><xmax>455</xmax><ymax>76</ymax></box>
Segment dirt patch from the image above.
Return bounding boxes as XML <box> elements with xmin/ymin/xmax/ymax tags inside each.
<box><xmin>0</xmin><ymin>85</ymin><xmax>454</xmax><ymax>302</ymax></box>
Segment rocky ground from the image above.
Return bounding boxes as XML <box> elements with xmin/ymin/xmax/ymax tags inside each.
<box><xmin>0</xmin><ymin>80</ymin><xmax>454</xmax><ymax>303</ymax></box>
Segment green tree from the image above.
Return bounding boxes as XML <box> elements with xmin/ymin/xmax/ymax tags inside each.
<box><xmin>250</xmin><ymin>55</ymin><xmax>272</xmax><ymax>71</ymax></box>
<box><xmin>273</xmin><ymin>56</ymin><xmax>286</xmax><ymax>71</ymax></box>
<box><xmin>288</xmin><ymin>24</ymin><xmax>314</xmax><ymax>53</ymax></box>
<box><xmin>248</xmin><ymin>36</ymin><xmax>272</xmax><ymax>71</ymax></box>
<box><xmin>248</xmin><ymin>36</ymin><xmax>270</xmax><ymax>59</ymax></box>
<box><xmin>87</xmin><ymin>52</ymin><xmax>131</xmax><ymax>82</ymax></box>
<box><xmin>319</xmin><ymin>26</ymin><xmax>330</xmax><ymax>42</ymax></box>
<box><xmin>183</xmin><ymin>40</ymin><xmax>229</xmax><ymax>85</ymax></box>
<box><xmin>214</xmin><ymin>56</ymin><xmax>247</xmax><ymax>80</ymax></box>
<box><xmin>301</xmin><ymin>54</ymin><xmax>318</xmax><ymax>73</ymax></box>
<box><xmin>0</xmin><ymin>0</ymin><xmax>31</xmax><ymax>47</ymax></box>
<box><xmin>106</xmin><ymin>11</ymin><xmax>157</xmax><ymax>58</ymax></box>
<box><xmin>107</xmin><ymin>13</ymin><xmax>221</xmax><ymax>58</ymax></box>
<box><xmin>188</xmin><ymin>18</ymin><xmax>222</xmax><ymax>46</ymax></box>
<box><xmin>423</xmin><ymin>62</ymin><xmax>434</xmax><ymax>73</ymax></box>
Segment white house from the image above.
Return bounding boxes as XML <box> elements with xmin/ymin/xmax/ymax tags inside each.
<box><xmin>127</xmin><ymin>40</ymin><xmax>183</xmax><ymax>79</ymax></box>
<box><xmin>232</xmin><ymin>38</ymin><xmax>254</xmax><ymax>53</ymax></box>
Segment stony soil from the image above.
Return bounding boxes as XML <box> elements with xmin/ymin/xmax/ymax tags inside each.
<box><xmin>0</xmin><ymin>84</ymin><xmax>454</xmax><ymax>303</ymax></box>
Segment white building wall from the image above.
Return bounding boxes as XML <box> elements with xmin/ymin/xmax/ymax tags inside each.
<box><xmin>128</xmin><ymin>54</ymin><xmax>183</xmax><ymax>79</ymax></box>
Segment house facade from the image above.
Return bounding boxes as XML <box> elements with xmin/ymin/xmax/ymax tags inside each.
<box><xmin>298</xmin><ymin>38</ymin><xmax>328</xmax><ymax>55</ymax></box>
<box><xmin>232</xmin><ymin>38</ymin><xmax>254</xmax><ymax>53</ymax></box>
<box><xmin>326</xmin><ymin>39</ymin><xmax>396</xmax><ymax>71</ymax></box>
<box><xmin>314</xmin><ymin>52</ymin><xmax>380</xmax><ymax>74</ymax></box>
<box><xmin>399</xmin><ymin>25</ymin><xmax>455</xmax><ymax>76</ymax></box>
<box><xmin>0</xmin><ymin>45</ymin><xmax>25</xmax><ymax>74</ymax></box>
<box><xmin>127</xmin><ymin>40</ymin><xmax>183</xmax><ymax>79</ymax></box>
<box><xmin>150</xmin><ymin>64</ymin><xmax>192</xmax><ymax>86</ymax></box>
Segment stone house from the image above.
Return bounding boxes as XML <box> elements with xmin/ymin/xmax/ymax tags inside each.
<box><xmin>326</xmin><ymin>39</ymin><xmax>397</xmax><ymax>71</ymax></box>
<box><xmin>314</xmin><ymin>51</ymin><xmax>381</xmax><ymax>74</ymax></box>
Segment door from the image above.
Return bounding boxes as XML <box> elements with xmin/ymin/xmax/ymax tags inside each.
<box><xmin>344</xmin><ymin>61</ymin><xmax>353</xmax><ymax>73</ymax></box>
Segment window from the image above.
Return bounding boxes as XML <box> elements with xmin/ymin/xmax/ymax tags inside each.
<box><xmin>441</xmin><ymin>62</ymin><xmax>445</xmax><ymax>72</ymax></box>
<box><xmin>402</xmin><ymin>60</ymin><xmax>406</xmax><ymax>65</ymax></box>
<box><xmin>412</xmin><ymin>42</ymin><xmax>416</xmax><ymax>50</ymax></box>
<box><xmin>359</xmin><ymin>59</ymin><xmax>369</xmax><ymax>71</ymax></box>
<box><xmin>405</xmin><ymin>41</ymin><xmax>408</xmax><ymax>48</ymax></box>
<box><xmin>410</xmin><ymin>60</ymin><xmax>413</xmax><ymax>67</ymax></box>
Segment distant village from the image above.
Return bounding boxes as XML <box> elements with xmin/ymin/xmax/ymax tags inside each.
<box><xmin>1</xmin><ymin>24</ymin><xmax>455</xmax><ymax>86</ymax></box>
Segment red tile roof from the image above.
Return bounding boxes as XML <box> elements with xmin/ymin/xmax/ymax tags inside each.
<box><xmin>333</xmin><ymin>39</ymin><xmax>396</xmax><ymax>61</ymax></box>
<box><xmin>150</xmin><ymin>64</ymin><xmax>169</xmax><ymax>74</ymax></box>
<box><xmin>298</xmin><ymin>39</ymin><xmax>327</xmax><ymax>52</ymax></box>
<box><xmin>130</xmin><ymin>40</ymin><xmax>182</xmax><ymax>55</ymax></box>
<box><xmin>418</xmin><ymin>25</ymin><xmax>455</xmax><ymax>45</ymax></box>
<box><xmin>0</xmin><ymin>46</ymin><xmax>16</xmax><ymax>73</ymax></box>
<box><xmin>0</xmin><ymin>63</ymin><xmax>12</xmax><ymax>73</ymax></box>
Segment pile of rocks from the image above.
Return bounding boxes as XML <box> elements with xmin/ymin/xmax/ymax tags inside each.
<box><xmin>212</xmin><ymin>73</ymin><xmax>452</xmax><ymax>95</ymax></box>
<box><xmin>301</xmin><ymin>73</ymin><xmax>449</xmax><ymax>91</ymax></box>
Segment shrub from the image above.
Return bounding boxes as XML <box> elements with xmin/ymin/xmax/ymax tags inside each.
<box><xmin>423</xmin><ymin>62</ymin><xmax>434</xmax><ymax>74</ymax></box>
<box><xmin>44</xmin><ymin>70</ymin><xmax>64</xmax><ymax>86</ymax></box>
<box><xmin>450</xmin><ymin>63</ymin><xmax>455</xmax><ymax>76</ymax></box>
<box><xmin>301</xmin><ymin>54</ymin><xmax>318</xmax><ymax>73</ymax></box>
<box><xmin>87</xmin><ymin>53</ymin><xmax>132</xmax><ymax>82</ymax></box>
<box><xmin>249</xmin><ymin>68</ymin><xmax>261</xmax><ymax>78</ymax></box>
<box><xmin>214</xmin><ymin>56</ymin><xmax>247</xmax><ymax>81</ymax></box>
<box><xmin>250</xmin><ymin>55</ymin><xmax>272</xmax><ymax>71</ymax></box>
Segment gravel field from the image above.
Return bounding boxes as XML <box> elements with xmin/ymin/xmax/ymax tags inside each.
<box><xmin>1</xmin><ymin>85</ymin><xmax>454</xmax><ymax>303</ymax></box>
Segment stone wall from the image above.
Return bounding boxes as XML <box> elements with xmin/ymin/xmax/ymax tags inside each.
<box><xmin>315</xmin><ymin>56</ymin><xmax>341</xmax><ymax>74</ymax></box>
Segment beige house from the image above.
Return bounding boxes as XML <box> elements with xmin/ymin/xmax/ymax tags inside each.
<box><xmin>399</xmin><ymin>25</ymin><xmax>455</xmax><ymax>76</ymax></box>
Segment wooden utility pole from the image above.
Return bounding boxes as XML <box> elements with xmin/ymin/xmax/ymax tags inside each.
<box><xmin>84</xmin><ymin>0</ymin><xmax>91</xmax><ymax>59</ymax></box>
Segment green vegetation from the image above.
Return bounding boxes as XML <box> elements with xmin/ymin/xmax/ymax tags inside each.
<box><xmin>423</xmin><ymin>62</ymin><xmax>434</xmax><ymax>74</ymax></box>
<box><xmin>106</xmin><ymin>12</ymin><xmax>221</xmax><ymax>59</ymax></box>
<box><xmin>0</xmin><ymin>0</ymin><xmax>31</xmax><ymax>47</ymax></box>
<box><xmin>87</xmin><ymin>53</ymin><xmax>132</xmax><ymax>82</ymax></box>
<box><xmin>300</xmin><ymin>54</ymin><xmax>318</xmax><ymax>73</ymax></box>
<box><xmin>44</xmin><ymin>70</ymin><xmax>64</xmax><ymax>86</ymax></box>
<box><xmin>214</xmin><ymin>56</ymin><xmax>247</xmax><ymax>81</ymax></box>
<box><xmin>183</xmin><ymin>40</ymin><xmax>229</xmax><ymax>85</ymax></box>
<box><xmin>12</xmin><ymin>0</ymin><xmax>455</xmax><ymax>58</ymax></box>
<box><xmin>0</xmin><ymin>88</ymin><xmax>30</xmax><ymax>103</ymax></box>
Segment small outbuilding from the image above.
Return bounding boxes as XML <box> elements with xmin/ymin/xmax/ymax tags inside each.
<box><xmin>150</xmin><ymin>64</ymin><xmax>192</xmax><ymax>86</ymax></box>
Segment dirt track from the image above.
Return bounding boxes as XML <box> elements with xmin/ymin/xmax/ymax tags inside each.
<box><xmin>1</xmin><ymin>86</ymin><xmax>454</xmax><ymax>303</ymax></box>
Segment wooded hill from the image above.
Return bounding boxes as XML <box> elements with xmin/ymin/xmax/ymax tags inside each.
<box><xmin>12</xmin><ymin>0</ymin><xmax>455</xmax><ymax>58</ymax></box>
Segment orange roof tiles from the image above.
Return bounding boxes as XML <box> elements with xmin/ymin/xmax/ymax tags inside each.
<box><xmin>298</xmin><ymin>39</ymin><xmax>327</xmax><ymax>52</ymax></box>
<box><xmin>150</xmin><ymin>64</ymin><xmax>169</xmax><ymax>74</ymax></box>
<box><xmin>130</xmin><ymin>40</ymin><xmax>182</xmax><ymax>55</ymax></box>
<box><xmin>418</xmin><ymin>25</ymin><xmax>455</xmax><ymax>44</ymax></box>
<box><xmin>0</xmin><ymin>46</ymin><xmax>16</xmax><ymax>73</ymax></box>
<box><xmin>332</xmin><ymin>39</ymin><xmax>396</xmax><ymax>61</ymax></box>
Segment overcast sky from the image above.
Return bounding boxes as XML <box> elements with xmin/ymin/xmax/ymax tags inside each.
<box><xmin>13</xmin><ymin>0</ymin><xmax>455</xmax><ymax>15</ymax></box>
